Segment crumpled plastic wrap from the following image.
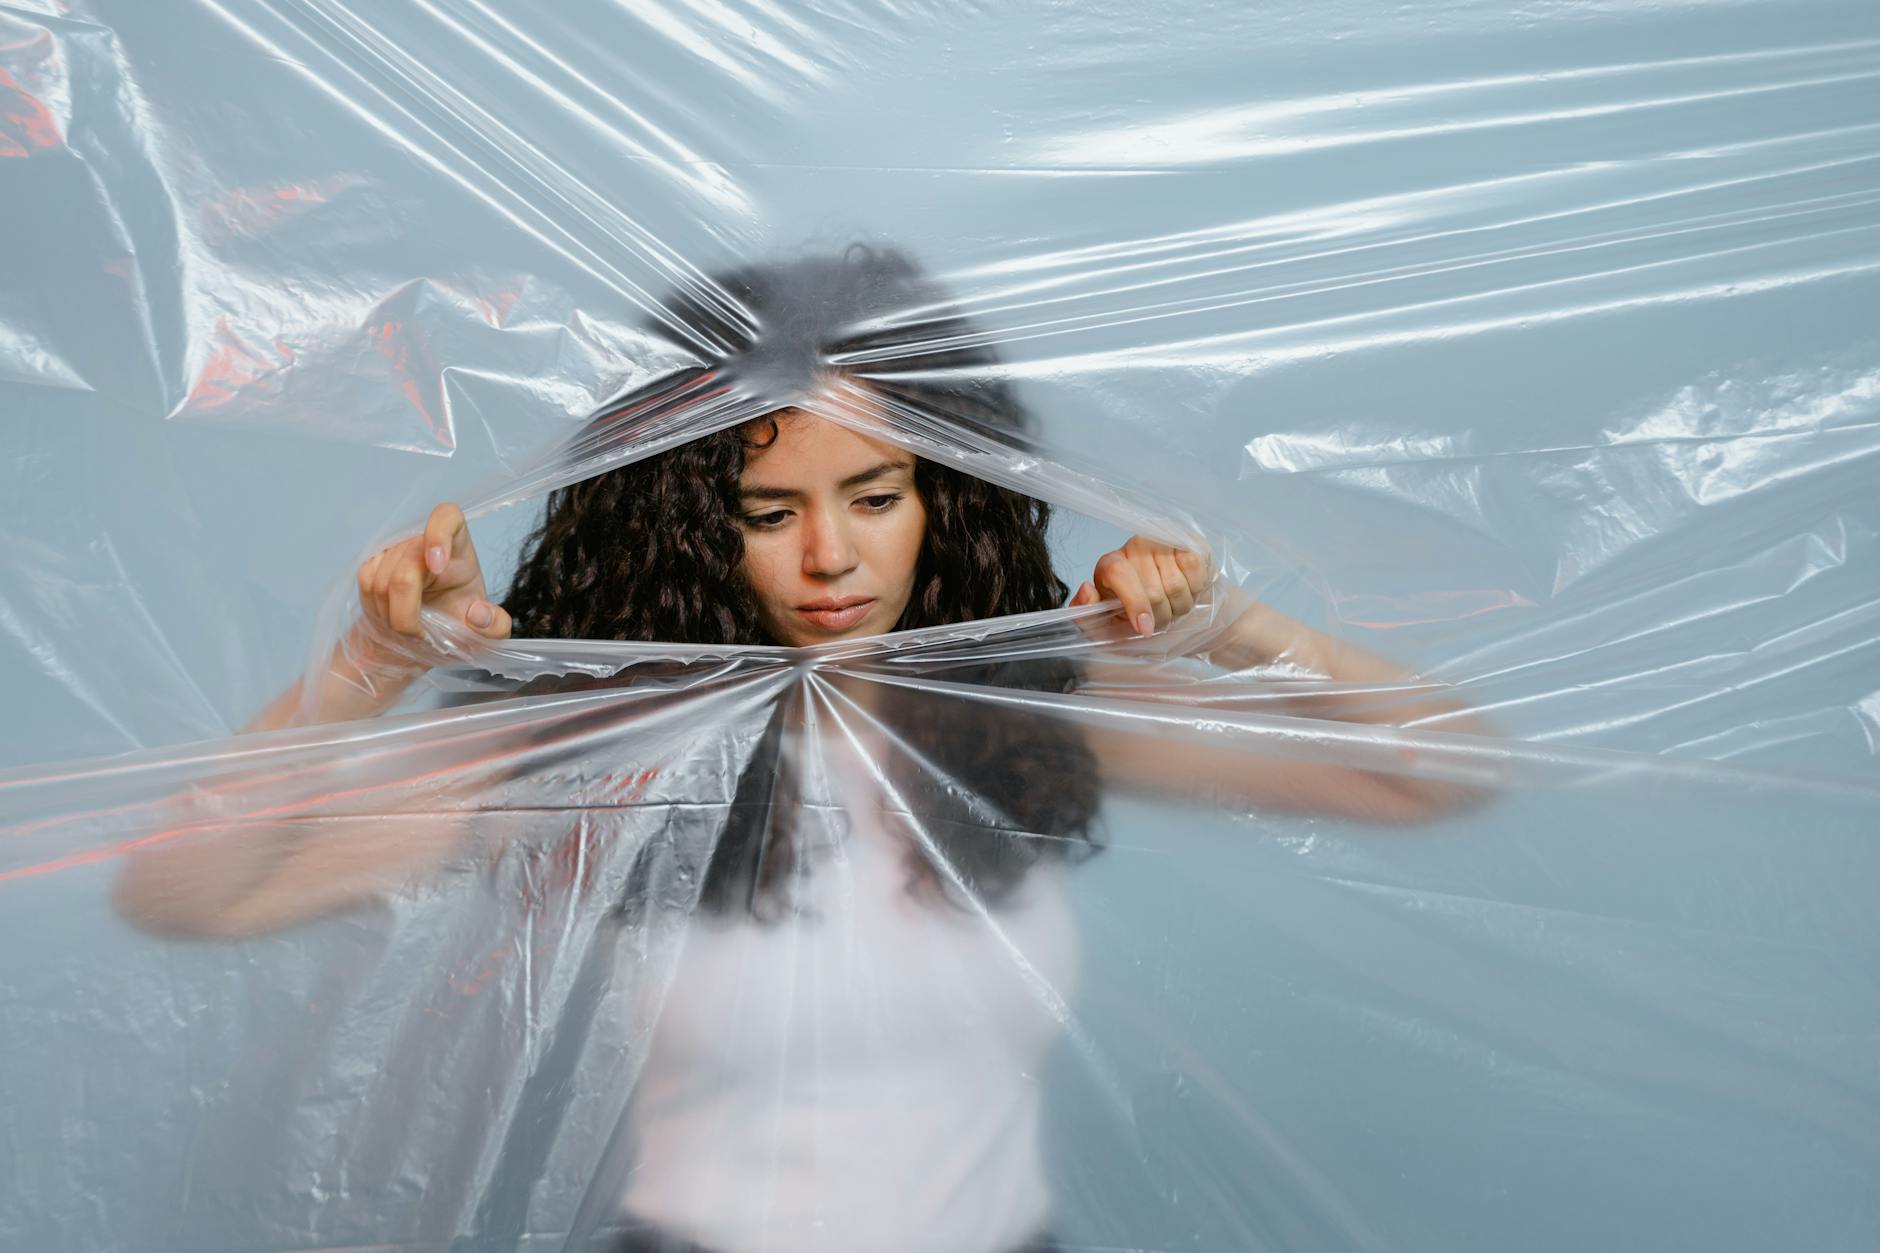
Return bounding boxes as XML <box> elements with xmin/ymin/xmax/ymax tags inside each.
<box><xmin>3</xmin><ymin>2</ymin><xmax>1879</xmax><ymax>1251</ymax></box>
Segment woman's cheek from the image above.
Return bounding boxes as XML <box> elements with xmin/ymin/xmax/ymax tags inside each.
<box><xmin>740</xmin><ymin>544</ymin><xmax>788</xmax><ymax>618</ymax></box>
<box><xmin>898</xmin><ymin>499</ymin><xmax>929</xmax><ymax>579</ymax></box>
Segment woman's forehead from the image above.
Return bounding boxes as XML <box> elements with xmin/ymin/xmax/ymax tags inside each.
<box><xmin>741</xmin><ymin>410</ymin><xmax>914</xmax><ymax>479</ymax></box>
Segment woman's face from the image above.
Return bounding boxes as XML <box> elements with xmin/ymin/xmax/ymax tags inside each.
<box><xmin>737</xmin><ymin>412</ymin><xmax>928</xmax><ymax>646</ymax></box>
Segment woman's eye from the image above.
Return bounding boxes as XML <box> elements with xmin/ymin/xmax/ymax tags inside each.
<box><xmin>743</xmin><ymin>510</ymin><xmax>790</xmax><ymax>530</ymax></box>
<box><xmin>857</xmin><ymin>493</ymin><xmax>902</xmax><ymax>512</ymax></box>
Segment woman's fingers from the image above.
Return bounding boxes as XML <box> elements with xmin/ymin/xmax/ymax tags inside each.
<box><xmin>423</xmin><ymin>500</ymin><xmax>508</xmax><ymax>637</ymax></box>
<box><xmin>1154</xmin><ymin>547</ymin><xmax>1195</xmax><ymax>619</ymax></box>
<box><xmin>1175</xmin><ymin>546</ymin><xmax>1209</xmax><ymax>596</ymax></box>
<box><xmin>386</xmin><ymin>540</ymin><xmax>427</xmax><ymax>637</ymax></box>
<box><xmin>1094</xmin><ymin>551</ymin><xmax>1158</xmax><ymax>636</ymax></box>
<box><xmin>1127</xmin><ymin>548</ymin><xmax>1172</xmax><ymax>629</ymax></box>
<box><xmin>352</xmin><ymin>502</ymin><xmax>502</xmax><ymax>650</ymax></box>
<box><xmin>368</xmin><ymin>550</ymin><xmax>402</xmax><ymax>632</ymax></box>
<box><xmin>422</xmin><ymin>502</ymin><xmax>471</xmax><ymax>587</ymax></box>
<box><xmin>356</xmin><ymin>551</ymin><xmax>384</xmax><ymax>614</ymax></box>
<box><xmin>1091</xmin><ymin>536</ymin><xmax>1214</xmax><ymax>635</ymax></box>
<box><xmin>465</xmin><ymin>599</ymin><xmax>512</xmax><ymax>639</ymax></box>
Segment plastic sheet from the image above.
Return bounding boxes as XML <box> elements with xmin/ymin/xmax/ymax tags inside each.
<box><xmin>4</xmin><ymin>2</ymin><xmax>1879</xmax><ymax>1251</ymax></box>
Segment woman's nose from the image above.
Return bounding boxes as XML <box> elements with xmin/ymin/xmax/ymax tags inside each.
<box><xmin>801</xmin><ymin>509</ymin><xmax>859</xmax><ymax>577</ymax></box>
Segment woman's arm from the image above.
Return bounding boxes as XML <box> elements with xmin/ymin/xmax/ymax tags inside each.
<box><xmin>112</xmin><ymin>802</ymin><xmax>480</xmax><ymax>939</ymax></box>
<box><xmin>1199</xmin><ymin>592</ymin><xmax>1487</xmax><ymax>732</ymax></box>
<box><xmin>240</xmin><ymin>622</ymin><xmax>431</xmax><ymax>734</ymax></box>
<box><xmin>247</xmin><ymin>503</ymin><xmax>514</xmax><ymax>733</ymax></box>
<box><xmin>1084</xmin><ymin>588</ymin><xmax>1496</xmax><ymax>824</ymax></box>
<box><xmin>114</xmin><ymin>503</ymin><xmax>513</xmax><ymax>938</ymax></box>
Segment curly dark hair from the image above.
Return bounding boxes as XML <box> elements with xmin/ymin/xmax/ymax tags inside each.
<box><xmin>500</xmin><ymin>245</ymin><xmax>1103</xmax><ymax>921</ymax></box>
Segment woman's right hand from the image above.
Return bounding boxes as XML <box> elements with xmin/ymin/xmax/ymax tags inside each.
<box><xmin>355</xmin><ymin>502</ymin><xmax>512</xmax><ymax>667</ymax></box>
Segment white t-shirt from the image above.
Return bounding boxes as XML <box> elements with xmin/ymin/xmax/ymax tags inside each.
<box><xmin>617</xmin><ymin>742</ymin><xmax>1081</xmax><ymax>1253</ymax></box>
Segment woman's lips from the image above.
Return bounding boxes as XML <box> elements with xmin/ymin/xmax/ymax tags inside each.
<box><xmin>796</xmin><ymin>598</ymin><xmax>875</xmax><ymax>632</ymax></box>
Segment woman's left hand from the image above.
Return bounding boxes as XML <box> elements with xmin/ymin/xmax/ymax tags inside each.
<box><xmin>1070</xmin><ymin>536</ymin><xmax>1210</xmax><ymax>636</ymax></box>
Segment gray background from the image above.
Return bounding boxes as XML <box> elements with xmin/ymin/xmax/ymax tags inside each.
<box><xmin>3</xmin><ymin>1</ymin><xmax>1879</xmax><ymax>1249</ymax></box>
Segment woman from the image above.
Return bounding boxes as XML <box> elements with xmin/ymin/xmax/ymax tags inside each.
<box><xmin>116</xmin><ymin>246</ymin><xmax>1485</xmax><ymax>1253</ymax></box>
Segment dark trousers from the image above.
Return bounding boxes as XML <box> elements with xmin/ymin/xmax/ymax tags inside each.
<box><xmin>605</xmin><ymin>1217</ymin><xmax>1061</xmax><ymax>1252</ymax></box>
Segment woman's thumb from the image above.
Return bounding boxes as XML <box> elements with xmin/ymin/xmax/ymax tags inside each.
<box><xmin>466</xmin><ymin>600</ymin><xmax>512</xmax><ymax>639</ymax></box>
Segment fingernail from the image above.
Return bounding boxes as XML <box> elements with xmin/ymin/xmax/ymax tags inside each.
<box><xmin>426</xmin><ymin>545</ymin><xmax>446</xmax><ymax>574</ymax></box>
<box><xmin>469</xmin><ymin>601</ymin><xmax>494</xmax><ymax>628</ymax></box>
<box><xmin>1135</xmin><ymin>612</ymin><xmax>1154</xmax><ymax>636</ymax></box>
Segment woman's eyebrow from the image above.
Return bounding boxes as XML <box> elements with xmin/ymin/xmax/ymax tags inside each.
<box><xmin>837</xmin><ymin>459</ymin><xmax>913</xmax><ymax>490</ymax></box>
<box><xmin>740</xmin><ymin>459</ymin><xmax>912</xmax><ymax>500</ymax></box>
<box><xmin>739</xmin><ymin>483</ymin><xmax>801</xmax><ymax>502</ymax></box>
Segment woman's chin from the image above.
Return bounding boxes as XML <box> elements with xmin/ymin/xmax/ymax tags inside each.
<box><xmin>802</xmin><ymin>622</ymin><xmax>884</xmax><ymax>647</ymax></box>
